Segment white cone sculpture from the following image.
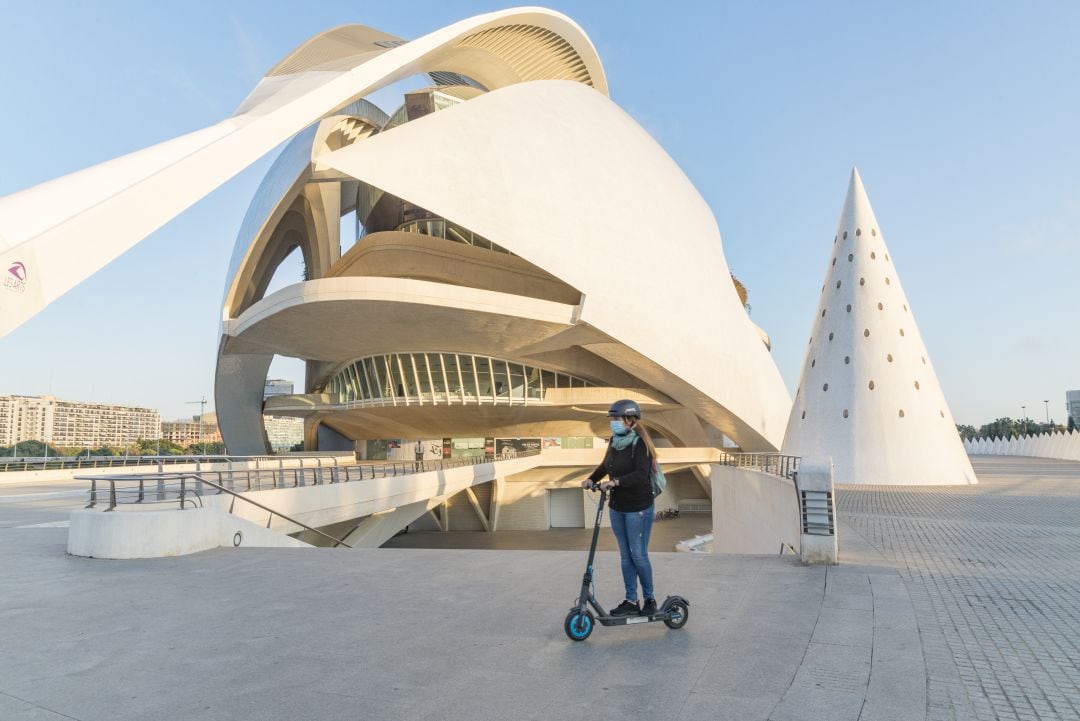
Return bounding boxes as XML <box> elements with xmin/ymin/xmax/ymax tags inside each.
<box><xmin>782</xmin><ymin>169</ymin><xmax>977</xmax><ymax>485</ymax></box>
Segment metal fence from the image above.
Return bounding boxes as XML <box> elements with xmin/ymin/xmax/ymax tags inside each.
<box><xmin>1</xmin><ymin>453</ymin><xmax>348</xmax><ymax>473</ymax></box>
<box><xmin>81</xmin><ymin>451</ymin><xmax>541</xmax><ymax>511</ymax></box>
<box><xmin>715</xmin><ymin>452</ymin><xmax>800</xmax><ymax>480</ymax></box>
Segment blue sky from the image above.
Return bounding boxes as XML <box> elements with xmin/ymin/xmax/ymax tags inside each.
<box><xmin>0</xmin><ymin>1</ymin><xmax>1077</xmax><ymax>425</ymax></box>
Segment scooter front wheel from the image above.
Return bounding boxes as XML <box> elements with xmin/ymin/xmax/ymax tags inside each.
<box><xmin>664</xmin><ymin>601</ymin><xmax>689</xmax><ymax>629</ymax></box>
<box><xmin>564</xmin><ymin>608</ymin><xmax>595</xmax><ymax>641</ymax></box>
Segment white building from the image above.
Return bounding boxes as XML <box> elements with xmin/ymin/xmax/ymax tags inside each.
<box><xmin>264</xmin><ymin>416</ymin><xmax>304</xmax><ymax>452</ymax></box>
<box><xmin>161</xmin><ymin>413</ymin><xmax>222</xmax><ymax>448</ymax></box>
<box><xmin>0</xmin><ymin>395</ymin><xmax>160</xmax><ymax>449</ymax></box>
<box><xmin>0</xmin><ymin>8</ymin><xmax>799</xmax><ymax>531</ymax></box>
<box><xmin>264</xmin><ymin>380</ymin><xmax>294</xmax><ymax>399</ymax></box>
<box><xmin>1067</xmin><ymin>390</ymin><xmax>1080</xmax><ymax>429</ymax></box>
<box><xmin>33</xmin><ymin>9</ymin><xmax>1019</xmax><ymax>550</ymax></box>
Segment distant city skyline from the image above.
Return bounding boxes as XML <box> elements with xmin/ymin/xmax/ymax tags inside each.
<box><xmin>1</xmin><ymin>2</ymin><xmax>1077</xmax><ymax>425</ymax></box>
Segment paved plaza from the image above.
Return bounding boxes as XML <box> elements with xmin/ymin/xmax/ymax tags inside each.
<box><xmin>839</xmin><ymin>457</ymin><xmax>1080</xmax><ymax>721</ymax></box>
<box><xmin>0</xmin><ymin>457</ymin><xmax>1077</xmax><ymax>720</ymax></box>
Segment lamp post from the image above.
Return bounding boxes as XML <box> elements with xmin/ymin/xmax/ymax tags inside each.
<box><xmin>1044</xmin><ymin>400</ymin><xmax>1050</xmax><ymax>427</ymax></box>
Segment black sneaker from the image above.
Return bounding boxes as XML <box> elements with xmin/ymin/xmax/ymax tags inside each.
<box><xmin>640</xmin><ymin>598</ymin><xmax>658</xmax><ymax>616</ymax></box>
<box><xmin>609</xmin><ymin>600</ymin><xmax>640</xmax><ymax>617</ymax></box>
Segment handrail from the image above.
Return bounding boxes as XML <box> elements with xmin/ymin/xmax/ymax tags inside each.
<box><xmin>81</xmin><ymin>452</ymin><xmax>537</xmax><ymax>499</ymax></box>
<box><xmin>1</xmin><ymin>452</ymin><xmax>351</xmax><ymax>473</ymax></box>
<box><xmin>82</xmin><ymin>472</ymin><xmax>352</xmax><ymax>547</ymax></box>
<box><xmin>78</xmin><ymin>451</ymin><xmax>543</xmax><ymax>545</ymax></box>
<box><xmin>715</xmin><ymin>452</ymin><xmax>799</xmax><ymax>480</ymax></box>
<box><xmin>191</xmin><ymin>474</ymin><xmax>353</xmax><ymax>548</ymax></box>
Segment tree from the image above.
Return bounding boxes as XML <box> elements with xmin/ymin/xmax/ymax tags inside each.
<box><xmin>1070</xmin><ymin>416</ymin><xmax>1077</xmax><ymax>433</ymax></box>
<box><xmin>0</xmin><ymin>439</ymin><xmax>64</xmax><ymax>458</ymax></box>
<box><xmin>184</xmin><ymin>441</ymin><xmax>226</xmax><ymax>456</ymax></box>
<box><xmin>130</xmin><ymin>438</ymin><xmax>185</xmax><ymax>456</ymax></box>
<box><xmin>978</xmin><ymin>417</ymin><xmax>1019</xmax><ymax>439</ymax></box>
<box><xmin>955</xmin><ymin>424</ymin><xmax>978</xmax><ymax>440</ymax></box>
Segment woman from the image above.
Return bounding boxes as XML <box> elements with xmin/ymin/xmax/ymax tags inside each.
<box><xmin>581</xmin><ymin>399</ymin><xmax>659</xmax><ymax>617</ymax></box>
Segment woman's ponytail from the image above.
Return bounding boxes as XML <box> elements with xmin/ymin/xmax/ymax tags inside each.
<box><xmin>632</xmin><ymin>418</ymin><xmax>658</xmax><ymax>462</ymax></box>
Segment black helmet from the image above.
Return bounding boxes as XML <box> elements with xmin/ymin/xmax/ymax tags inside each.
<box><xmin>607</xmin><ymin>399</ymin><xmax>642</xmax><ymax>418</ymax></box>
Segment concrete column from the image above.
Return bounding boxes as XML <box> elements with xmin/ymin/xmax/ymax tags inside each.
<box><xmin>797</xmin><ymin>457</ymin><xmax>838</xmax><ymax>565</ymax></box>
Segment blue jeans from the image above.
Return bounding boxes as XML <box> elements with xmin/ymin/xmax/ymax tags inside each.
<box><xmin>609</xmin><ymin>505</ymin><xmax>655</xmax><ymax>602</ymax></box>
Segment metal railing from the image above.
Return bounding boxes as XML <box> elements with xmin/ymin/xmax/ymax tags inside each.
<box><xmin>1</xmin><ymin>453</ymin><xmax>348</xmax><ymax>473</ymax></box>
<box><xmin>716</xmin><ymin>452</ymin><xmax>800</xmax><ymax>480</ymax></box>
<box><xmin>83</xmin><ymin>473</ymin><xmax>353</xmax><ymax>547</ymax></box>
<box><xmin>81</xmin><ymin>451</ymin><xmax>541</xmax><ymax>509</ymax></box>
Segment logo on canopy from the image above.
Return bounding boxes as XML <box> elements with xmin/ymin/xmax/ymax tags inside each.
<box><xmin>5</xmin><ymin>261</ymin><xmax>27</xmax><ymax>292</ymax></box>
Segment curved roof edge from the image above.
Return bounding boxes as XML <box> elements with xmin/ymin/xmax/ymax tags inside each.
<box><xmin>0</xmin><ymin>7</ymin><xmax>606</xmax><ymax>339</ymax></box>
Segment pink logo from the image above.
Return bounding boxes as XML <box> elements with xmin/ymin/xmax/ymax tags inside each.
<box><xmin>4</xmin><ymin>261</ymin><xmax>27</xmax><ymax>293</ymax></box>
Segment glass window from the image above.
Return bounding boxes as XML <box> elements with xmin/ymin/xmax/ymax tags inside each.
<box><xmin>367</xmin><ymin>358</ymin><xmax>382</xmax><ymax>401</ymax></box>
<box><xmin>390</xmin><ymin>355</ymin><xmax>407</xmax><ymax>398</ymax></box>
<box><xmin>382</xmin><ymin>104</ymin><xmax>408</xmax><ymax>131</ymax></box>
<box><xmin>341</xmin><ymin>366</ymin><xmax>353</xmax><ymax>401</ymax></box>
<box><xmin>349</xmin><ymin>363</ymin><xmax>363</xmax><ymax>401</ymax></box>
<box><xmin>428</xmin><ymin>353</ymin><xmax>447</xmax><ymax>396</ymax></box>
<box><xmin>405</xmin><ymin>354</ymin><xmax>423</xmax><ymax>398</ymax></box>
<box><xmin>540</xmin><ymin>369</ymin><xmax>556</xmax><ymax>393</ymax></box>
<box><xmin>443</xmin><ymin>353</ymin><xmax>461</xmax><ymax>396</ymax></box>
<box><xmin>358</xmin><ymin>358</ymin><xmax>375</xmax><ymax>403</ymax></box>
<box><xmin>410</xmin><ymin>353</ymin><xmax>428</xmax><ymax>399</ymax></box>
<box><xmin>509</xmin><ymin>363</ymin><xmax>526</xmax><ymax>401</ymax></box>
<box><xmin>492</xmin><ymin>360</ymin><xmax>509</xmax><ymax>399</ymax></box>
<box><xmin>527</xmin><ymin>367</ymin><xmax>542</xmax><ymax>400</ymax></box>
<box><xmin>458</xmin><ymin>355</ymin><xmax>477</xmax><ymax>399</ymax></box>
<box><xmin>350</xmin><ymin>364</ymin><xmax>362</xmax><ymax>401</ymax></box>
<box><xmin>446</xmin><ymin>223</ymin><xmax>470</xmax><ymax>245</ymax></box>
<box><xmin>474</xmin><ymin>356</ymin><xmax>493</xmax><ymax>397</ymax></box>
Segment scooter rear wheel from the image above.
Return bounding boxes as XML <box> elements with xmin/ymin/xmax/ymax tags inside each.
<box><xmin>664</xmin><ymin>601</ymin><xmax>689</xmax><ymax>629</ymax></box>
<box><xmin>564</xmin><ymin>609</ymin><xmax>595</xmax><ymax>641</ymax></box>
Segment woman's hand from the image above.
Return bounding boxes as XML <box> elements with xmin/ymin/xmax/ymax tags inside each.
<box><xmin>580</xmin><ymin>478</ymin><xmax>594</xmax><ymax>490</ymax></box>
<box><xmin>599</xmin><ymin>479</ymin><xmax>616</xmax><ymax>491</ymax></box>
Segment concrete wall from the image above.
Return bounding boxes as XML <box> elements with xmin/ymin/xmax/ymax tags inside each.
<box><xmin>497</xmin><ymin>479</ymin><xmax>552</xmax><ymax>530</ymax></box>
<box><xmin>68</xmin><ymin>507</ymin><xmax>307</xmax><ymax>559</ymax></box>
<box><xmin>711</xmin><ymin>465</ymin><xmax>801</xmax><ymax>555</ymax></box>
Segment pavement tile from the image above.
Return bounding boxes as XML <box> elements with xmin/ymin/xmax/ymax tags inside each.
<box><xmin>810</xmin><ymin>606</ymin><xmax>874</xmax><ymax>648</ymax></box>
<box><xmin>769</xmin><ymin>685</ymin><xmax>865</xmax><ymax>721</ymax></box>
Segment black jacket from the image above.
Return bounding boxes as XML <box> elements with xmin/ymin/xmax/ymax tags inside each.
<box><xmin>588</xmin><ymin>435</ymin><xmax>654</xmax><ymax>512</ymax></box>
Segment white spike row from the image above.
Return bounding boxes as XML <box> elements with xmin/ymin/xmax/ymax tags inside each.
<box><xmin>966</xmin><ymin>429</ymin><xmax>1080</xmax><ymax>461</ymax></box>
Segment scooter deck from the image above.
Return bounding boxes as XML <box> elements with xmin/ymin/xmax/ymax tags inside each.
<box><xmin>595</xmin><ymin>612</ymin><xmax>670</xmax><ymax>627</ymax></box>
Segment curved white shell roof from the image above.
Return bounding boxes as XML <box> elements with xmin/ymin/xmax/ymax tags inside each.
<box><xmin>0</xmin><ymin>7</ymin><xmax>606</xmax><ymax>338</ymax></box>
<box><xmin>316</xmin><ymin>80</ymin><xmax>791</xmax><ymax>449</ymax></box>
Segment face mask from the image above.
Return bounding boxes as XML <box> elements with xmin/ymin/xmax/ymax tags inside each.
<box><xmin>610</xmin><ymin>419</ymin><xmax>629</xmax><ymax>436</ymax></box>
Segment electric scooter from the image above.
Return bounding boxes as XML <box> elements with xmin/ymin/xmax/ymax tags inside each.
<box><xmin>563</xmin><ymin>482</ymin><xmax>690</xmax><ymax>641</ymax></box>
